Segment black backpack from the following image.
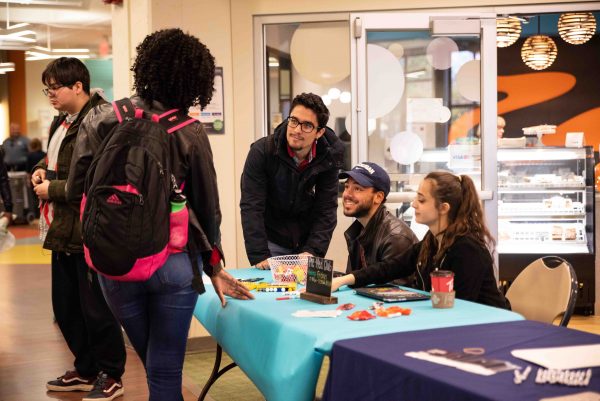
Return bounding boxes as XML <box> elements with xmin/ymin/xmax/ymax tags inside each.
<box><xmin>81</xmin><ymin>98</ymin><xmax>196</xmax><ymax>281</ymax></box>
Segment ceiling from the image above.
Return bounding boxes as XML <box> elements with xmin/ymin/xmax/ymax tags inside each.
<box><xmin>0</xmin><ymin>0</ymin><xmax>111</xmax><ymax>55</ymax></box>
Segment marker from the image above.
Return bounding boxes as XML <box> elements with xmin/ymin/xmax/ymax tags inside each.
<box><xmin>276</xmin><ymin>296</ymin><xmax>291</xmax><ymax>301</ymax></box>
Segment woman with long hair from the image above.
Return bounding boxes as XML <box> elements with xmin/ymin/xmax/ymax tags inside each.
<box><xmin>333</xmin><ymin>171</ymin><xmax>509</xmax><ymax>308</ymax></box>
<box><xmin>68</xmin><ymin>29</ymin><xmax>254</xmax><ymax>401</ymax></box>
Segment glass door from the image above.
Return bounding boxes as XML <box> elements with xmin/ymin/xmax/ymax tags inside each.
<box><xmin>350</xmin><ymin>12</ymin><xmax>498</xmax><ymax>248</ymax></box>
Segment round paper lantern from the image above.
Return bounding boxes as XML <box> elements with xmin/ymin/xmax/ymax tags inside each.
<box><xmin>290</xmin><ymin>23</ymin><xmax>350</xmax><ymax>85</ymax></box>
<box><xmin>521</xmin><ymin>35</ymin><xmax>558</xmax><ymax>71</ymax></box>
<box><xmin>558</xmin><ymin>12</ymin><xmax>596</xmax><ymax>45</ymax></box>
<box><xmin>496</xmin><ymin>17</ymin><xmax>522</xmax><ymax>48</ymax></box>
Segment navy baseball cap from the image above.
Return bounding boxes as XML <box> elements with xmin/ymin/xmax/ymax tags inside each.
<box><xmin>339</xmin><ymin>162</ymin><xmax>391</xmax><ymax>197</ymax></box>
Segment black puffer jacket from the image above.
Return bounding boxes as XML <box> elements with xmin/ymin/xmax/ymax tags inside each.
<box><xmin>240</xmin><ymin>121</ymin><xmax>344</xmax><ymax>265</ymax></box>
<box><xmin>344</xmin><ymin>204</ymin><xmax>417</xmax><ymax>274</ymax></box>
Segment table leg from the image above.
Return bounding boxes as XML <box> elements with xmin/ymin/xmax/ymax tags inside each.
<box><xmin>198</xmin><ymin>344</ymin><xmax>238</xmax><ymax>401</ymax></box>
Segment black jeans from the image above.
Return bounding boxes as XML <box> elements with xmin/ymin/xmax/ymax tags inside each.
<box><xmin>51</xmin><ymin>251</ymin><xmax>126</xmax><ymax>379</ymax></box>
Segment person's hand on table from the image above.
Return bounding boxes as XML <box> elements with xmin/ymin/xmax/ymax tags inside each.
<box><xmin>255</xmin><ymin>258</ymin><xmax>270</xmax><ymax>270</ymax></box>
<box><xmin>210</xmin><ymin>268</ymin><xmax>255</xmax><ymax>307</ymax></box>
<box><xmin>332</xmin><ymin>274</ymin><xmax>356</xmax><ymax>292</ymax></box>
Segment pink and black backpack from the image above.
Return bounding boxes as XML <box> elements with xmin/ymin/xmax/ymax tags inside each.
<box><xmin>81</xmin><ymin>98</ymin><xmax>196</xmax><ymax>281</ymax></box>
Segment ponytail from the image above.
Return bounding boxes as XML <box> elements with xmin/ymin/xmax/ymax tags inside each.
<box><xmin>417</xmin><ymin>172</ymin><xmax>495</xmax><ymax>268</ymax></box>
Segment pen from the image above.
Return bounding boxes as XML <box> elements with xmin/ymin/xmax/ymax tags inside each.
<box><xmin>276</xmin><ymin>296</ymin><xmax>291</xmax><ymax>301</ymax></box>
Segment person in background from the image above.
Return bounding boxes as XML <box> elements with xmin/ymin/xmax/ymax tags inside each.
<box><xmin>31</xmin><ymin>57</ymin><xmax>126</xmax><ymax>401</ymax></box>
<box><xmin>67</xmin><ymin>28</ymin><xmax>254</xmax><ymax>401</ymax></box>
<box><xmin>0</xmin><ymin>146</ymin><xmax>13</xmax><ymax>224</ymax></box>
<box><xmin>497</xmin><ymin>115</ymin><xmax>506</xmax><ymax>139</ymax></box>
<box><xmin>332</xmin><ymin>171</ymin><xmax>509</xmax><ymax>309</ymax></box>
<box><xmin>27</xmin><ymin>138</ymin><xmax>46</xmax><ymax>172</ymax></box>
<box><xmin>340</xmin><ymin>162</ymin><xmax>417</xmax><ymax>275</ymax></box>
<box><xmin>240</xmin><ymin>92</ymin><xmax>344</xmax><ymax>269</ymax></box>
<box><xmin>3</xmin><ymin>122</ymin><xmax>29</xmax><ymax>171</ymax></box>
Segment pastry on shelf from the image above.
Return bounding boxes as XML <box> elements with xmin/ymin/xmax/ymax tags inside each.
<box><xmin>551</xmin><ymin>225</ymin><xmax>563</xmax><ymax>240</ymax></box>
<box><xmin>565</xmin><ymin>227</ymin><xmax>577</xmax><ymax>241</ymax></box>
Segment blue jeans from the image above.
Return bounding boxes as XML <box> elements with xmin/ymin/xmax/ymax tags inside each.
<box><xmin>99</xmin><ymin>253</ymin><xmax>199</xmax><ymax>401</ymax></box>
<box><xmin>267</xmin><ymin>240</ymin><xmax>294</xmax><ymax>257</ymax></box>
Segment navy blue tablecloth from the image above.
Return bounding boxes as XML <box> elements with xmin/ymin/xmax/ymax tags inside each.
<box><xmin>323</xmin><ymin>320</ymin><xmax>600</xmax><ymax>401</ymax></box>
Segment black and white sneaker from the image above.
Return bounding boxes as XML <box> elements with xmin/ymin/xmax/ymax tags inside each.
<box><xmin>82</xmin><ymin>372</ymin><xmax>124</xmax><ymax>401</ymax></box>
<box><xmin>46</xmin><ymin>370</ymin><xmax>95</xmax><ymax>392</ymax></box>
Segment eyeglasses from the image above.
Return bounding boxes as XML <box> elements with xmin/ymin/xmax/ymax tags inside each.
<box><xmin>287</xmin><ymin>116</ymin><xmax>319</xmax><ymax>133</ymax></box>
<box><xmin>42</xmin><ymin>84</ymin><xmax>67</xmax><ymax>97</ymax></box>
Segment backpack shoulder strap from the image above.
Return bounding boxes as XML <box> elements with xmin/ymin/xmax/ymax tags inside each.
<box><xmin>157</xmin><ymin>109</ymin><xmax>197</xmax><ymax>134</ymax></box>
<box><xmin>112</xmin><ymin>98</ymin><xmax>136</xmax><ymax>123</ymax></box>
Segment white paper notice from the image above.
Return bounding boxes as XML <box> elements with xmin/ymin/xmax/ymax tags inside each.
<box><xmin>511</xmin><ymin>344</ymin><xmax>600</xmax><ymax>370</ymax></box>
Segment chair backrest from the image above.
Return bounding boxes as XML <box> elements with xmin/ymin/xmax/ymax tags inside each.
<box><xmin>505</xmin><ymin>256</ymin><xmax>578</xmax><ymax>326</ymax></box>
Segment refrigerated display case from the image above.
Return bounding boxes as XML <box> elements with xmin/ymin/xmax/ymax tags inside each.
<box><xmin>497</xmin><ymin>146</ymin><xmax>595</xmax><ymax>314</ymax></box>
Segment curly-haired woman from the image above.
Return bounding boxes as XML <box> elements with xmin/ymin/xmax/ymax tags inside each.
<box><xmin>67</xmin><ymin>28</ymin><xmax>253</xmax><ymax>400</ymax></box>
<box><xmin>333</xmin><ymin>171</ymin><xmax>509</xmax><ymax>309</ymax></box>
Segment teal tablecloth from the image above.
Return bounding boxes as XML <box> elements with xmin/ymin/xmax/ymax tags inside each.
<box><xmin>193</xmin><ymin>268</ymin><xmax>523</xmax><ymax>401</ymax></box>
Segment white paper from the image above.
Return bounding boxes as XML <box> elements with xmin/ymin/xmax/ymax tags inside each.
<box><xmin>292</xmin><ymin>310</ymin><xmax>342</xmax><ymax>318</ymax></box>
<box><xmin>405</xmin><ymin>351</ymin><xmax>498</xmax><ymax>376</ymax></box>
<box><xmin>511</xmin><ymin>344</ymin><xmax>600</xmax><ymax>370</ymax></box>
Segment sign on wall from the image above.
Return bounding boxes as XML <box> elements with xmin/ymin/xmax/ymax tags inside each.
<box><xmin>189</xmin><ymin>66</ymin><xmax>224</xmax><ymax>135</ymax></box>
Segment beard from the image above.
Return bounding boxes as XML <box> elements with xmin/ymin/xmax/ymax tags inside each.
<box><xmin>343</xmin><ymin>202</ymin><xmax>372</xmax><ymax>218</ymax></box>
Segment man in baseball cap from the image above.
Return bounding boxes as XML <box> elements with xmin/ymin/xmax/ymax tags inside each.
<box><xmin>339</xmin><ymin>162</ymin><xmax>417</xmax><ymax>274</ymax></box>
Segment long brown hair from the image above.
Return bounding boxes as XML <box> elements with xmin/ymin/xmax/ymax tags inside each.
<box><xmin>417</xmin><ymin>171</ymin><xmax>495</xmax><ymax>268</ymax></box>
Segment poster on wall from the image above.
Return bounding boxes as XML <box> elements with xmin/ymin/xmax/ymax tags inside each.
<box><xmin>189</xmin><ymin>66</ymin><xmax>224</xmax><ymax>134</ymax></box>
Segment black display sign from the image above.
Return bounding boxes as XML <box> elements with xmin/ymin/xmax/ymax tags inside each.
<box><xmin>306</xmin><ymin>256</ymin><xmax>334</xmax><ymax>297</ymax></box>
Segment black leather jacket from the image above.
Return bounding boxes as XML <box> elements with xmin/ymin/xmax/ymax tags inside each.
<box><xmin>344</xmin><ymin>204</ymin><xmax>417</xmax><ymax>274</ymax></box>
<box><xmin>67</xmin><ymin>96</ymin><xmax>223</xmax><ymax>271</ymax></box>
<box><xmin>240</xmin><ymin>121</ymin><xmax>344</xmax><ymax>265</ymax></box>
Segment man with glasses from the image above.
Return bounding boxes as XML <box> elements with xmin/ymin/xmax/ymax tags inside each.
<box><xmin>31</xmin><ymin>57</ymin><xmax>126</xmax><ymax>401</ymax></box>
<box><xmin>240</xmin><ymin>92</ymin><xmax>344</xmax><ymax>268</ymax></box>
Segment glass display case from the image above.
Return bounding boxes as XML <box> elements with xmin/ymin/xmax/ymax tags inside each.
<box><xmin>497</xmin><ymin>146</ymin><xmax>595</xmax><ymax>315</ymax></box>
<box><xmin>497</xmin><ymin>147</ymin><xmax>593</xmax><ymax>255</ymax></box>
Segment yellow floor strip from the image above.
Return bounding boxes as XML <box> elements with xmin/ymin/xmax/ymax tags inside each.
<box><xmin>0</xmin><ymin>244</ymin><xmax>51</xmax><ymax>264</ymax></box>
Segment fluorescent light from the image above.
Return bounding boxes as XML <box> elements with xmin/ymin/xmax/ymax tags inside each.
<box><xmin>6</xmin><ymin>23</ymin><xmax>30</xmax><ymax>30</ymax></box>
<box><xmin>25</xmin><ymin>46</ymin><xmax>92</xmax><ymax>61</ymax></box>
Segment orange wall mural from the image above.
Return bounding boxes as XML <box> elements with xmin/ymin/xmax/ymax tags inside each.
<box><xmin>449</xmin><ymin>35</ymin><xmax>600</xmax><ymax>148</ymax></box>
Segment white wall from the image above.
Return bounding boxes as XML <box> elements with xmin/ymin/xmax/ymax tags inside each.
<box><xmin>25</xmin><ymin>60</ymin><xmax>56</xmax><ymax>146</ymax></box>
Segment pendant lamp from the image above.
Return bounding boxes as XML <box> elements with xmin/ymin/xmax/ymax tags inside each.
<box><xmin>521</xmin><ymin>16</ymin><xmax>557</xmax><ymax>71</ymax></box>
<box><xmin>558</xmin><ymin>12</ymin><xmax>596</xmax><ymax>45</ymax></box>
<box><xmin>497</xmin><ymin>17</ymin><xmax>522</xmax><ymax>48</ymax></box>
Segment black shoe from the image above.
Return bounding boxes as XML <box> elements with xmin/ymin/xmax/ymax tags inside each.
<box><xmin>82</xmin><ymin>372</ymin><xmax>124</xmax><ymax>401</ymax></box>
<box><xmin>46</xmin><ymin>370</ymin><xmax>95</xmax><ymax>392</ymax></box>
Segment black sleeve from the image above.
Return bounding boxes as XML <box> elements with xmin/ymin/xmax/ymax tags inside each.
<box><xmin>239</xmin><ymin>141</ymin><xmax>270</xmax><ymax>265</ymax></box>
<box><xmin>443</xmin><ymin>239</ymin><xmax>489</xmax><ymax>302</ymax></box>
<box><xmin>300</xmin><ymin>166</ymin><xmax>339</xmax><ymax>257</ymax></box>
<box><xmin>66</xmin><ymin>103</ymin><xmax>116</xmax><ymax>203</ymax></box>
<box><xmin>0</xmin><ymin>149</ymin><xmax>12</xmax><ymax>213</ymax></box>
<box><xmin>186</xmin><ymin>125</ymin><xmax>222</xmax><ymax>271</ymax></box>
<box><xmin>352</xmin><ymin>243</ymin><xmax>419</xmax><ymax>287</ymax></box>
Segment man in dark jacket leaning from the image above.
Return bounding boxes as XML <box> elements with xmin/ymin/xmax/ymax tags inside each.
<box><xmin>340</xmin><ymin>162</ymin><xmax>417</xmax><ymax>275</ymax></box>
<box><xmin>31</xmin><ymin>58</ymin><xmax>125</xmax><ymax>399</ymax></box>
<box><xmin>240</xmin><ymin>92</ymin><xmax>344</xmax><ymax>268</ymax></box>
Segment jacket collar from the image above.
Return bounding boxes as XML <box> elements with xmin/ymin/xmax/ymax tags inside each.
<box><xmin>344</xmin><ymin>204</ymin><xmax>388</xmax><ymax>245</ymax></box>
